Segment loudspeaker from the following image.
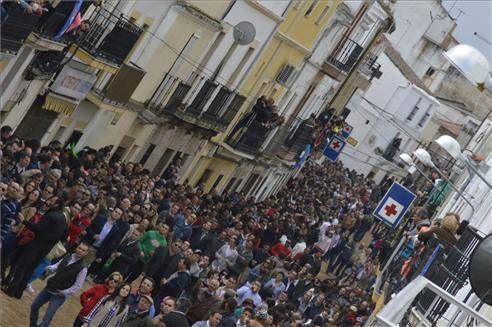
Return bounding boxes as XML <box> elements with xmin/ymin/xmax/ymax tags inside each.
<box><xmin>469</xmin><ymin>233</ymin><xmax>492</xmax><ymax>305</ymax></box>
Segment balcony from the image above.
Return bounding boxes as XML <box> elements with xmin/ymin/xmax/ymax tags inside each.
<box><xmin>148</xmin><ymin>79</ymin><xmax>245</xmax><ymax>133</ymax></box>
<box><xmin>1</xmin><ymin>2</ymin><xmax>42</xmax><ymax>55</ymax></box>
<box><xmin>276</xmin><ymin>118</ymin><xmax>316</xmax><ymax>161</ymax></box>
<box><xmin>24</xmin><ymin>0</ymin><xmax>84</xmax><ymax>52</ymax></box>
<box><xmin>226</xmin><ymin>102</ymin><xmax>283</xmax><ymax>156</ymax></box>
<box><xmin>322</xmin><ymin>35</ymin><xmax>363</xmax><ymax>81</ymax></box>
<box><xmin>375</xmin><ymin>226</ymin><xmax>484</xmax><ymax>325</ymax></box>
<box><xmin>72</xmin><ymin>7</ymin><xmax>142</xmax><ymax>72</ymax></box>
<box><xmin>230</xmin><ymin>120</ymin><xmax>271</xmax><ymax>156</ymax></box>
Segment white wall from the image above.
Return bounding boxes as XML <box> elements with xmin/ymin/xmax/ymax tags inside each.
<box><xmin>256</xmin><ymin>0</ymin><xmax>289</xmax><ymax>17</ymax></box>
<box><xmin>201</xmin><ymin>0</ymin><xmax>278</xmax><ymax>87</ymax></box>
<box><xmin>386</xmin><ymin>0</ymin><xmax>453</xmax><ymax>92</ymax></box>
<box><xmin>338</xmin><ymin>55</ymin><xmax>439</xmax><ymax>180</ymax></box>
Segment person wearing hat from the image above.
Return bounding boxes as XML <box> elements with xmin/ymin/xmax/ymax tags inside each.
<box><xmin>122</xmin><ymin>295</ymin><xmax>154</xmax><ymax>327</ymax></box>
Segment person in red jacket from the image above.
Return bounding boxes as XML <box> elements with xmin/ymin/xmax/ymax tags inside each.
<box><xmin>270</xmin><ymin>238</ymin><xmax>292</xmax><ymax>258</ymax></box>
<box><xmin>68</xmin><ymin>203</ymin><xmax>95</xmax><ymax>248</ymax></box>
<box><xmin>73</xmin><ymin>271</ymin><xmax>123</xmax><ymax>327</ymax></box>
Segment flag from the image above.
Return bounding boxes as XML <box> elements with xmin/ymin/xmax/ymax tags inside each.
<box><xmin>66</xmin><ymin>12</ymin><xmax>82</xmax><ymax>33</ymax></box>
<box><xmin>54</xmin><ymin>0</ymin><xmax>84</xmax><ymax>40</ymax></box>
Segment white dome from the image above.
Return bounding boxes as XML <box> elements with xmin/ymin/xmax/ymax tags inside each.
<box><xmin>443</xmin><ymin>44</ymin><xmax>490</xmax><ymax>84</ymax></box>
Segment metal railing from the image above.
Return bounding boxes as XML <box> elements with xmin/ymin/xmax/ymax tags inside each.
<box><xmin>202</xmin><ymin>86</ymin><xmax>232</xmax><ymax>121</ymax></box>
<box><xmin>219</xmin><ymin>93</ymin><xmax>246</xmax><ymax>127</ymax></box>
<box><xmin>148</xmin><ymin>78</ymin><xmax>245</xmax><ymax>132</ymax></box>
<box><xmin>186</xmin><ymin>79</ymin><xmax>218</xmax><ymax>116</ymax></box>
<box><xmin>79</xmin><ymin>6</ymin><xmax>142</xmax><ymax>65</ymax></box>
<box><xmin>374</xmin><ymin>276</ymin><xmax>492</xmax><ymax>327</ymax></box>
<box><xmin>231</xmin><ymin>120</ymin><xmax>272</xmax><ymax>155</ymax></box>
<box><xmin>358</xmin><ymin>53</ymin><xmax>382</xmax><ymax>80</ymax></box>
<box><xmin>416</xmin><ymin>227</ymin><xmax>483</xmax><ymax>323</ymax></box>
<box><xmin>378</xmin><ymin>226</ymin><xmax>484</xmax><ymax>325</ymax></box>
<box><xmin>282</xmin><ymin>118</ymin><xmax>315</xmax><ymax>155</ymax></box>
<box><xmin>155</xmin><ymin>81</ymin><xmax>191</xmax><ymax>116</ymax></box>
<box><xmin>326</xmin><ymin>35</ymin><xmax>364</xmax><ymax>74</ymax></box>
<box><xmin>1</xmin><ymin>2</ymin><xmax>41</xmax><ymax>54</ymax></box>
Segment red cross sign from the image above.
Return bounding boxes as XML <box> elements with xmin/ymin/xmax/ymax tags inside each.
<box><xmin>330</xmin><ymin>140</ymin><xmax>341</xmax><ymax>150</ymax></box>
<box><xmin>384</xmin><ymin>204</ymin><xmax>398</xmax><ymax>216</ymax></box>
<box><xmin>373</xmin><ymin>182</ymin><xmax>417</xmax><ymax>229</ymax></box>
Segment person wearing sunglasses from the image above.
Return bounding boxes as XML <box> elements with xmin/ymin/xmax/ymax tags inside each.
<box><xmin>73</xmin><ymin>271</ymin><xmax>123</xmax><ymax>327</ymax></box>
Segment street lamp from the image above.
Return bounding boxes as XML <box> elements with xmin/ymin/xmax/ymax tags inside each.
<box><xmin>410</xmin><ymin>149</ymin><xmax>475</xmax><ymax>212</ymax></box>
<box><xmin>443</xmin><ymin>44</ymin><xmax>492</xmax><ymax>92</ymax></box>
<box><xmin>435</xmin><ymin>135</ymin><xmax>492</xmax><ymax>189</ymax></box>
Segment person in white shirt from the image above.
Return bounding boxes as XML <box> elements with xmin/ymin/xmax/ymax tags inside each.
<box><xmin>30</xmin><ymin>242</ymin><xmax>89</xmax><ymax>327</ymax></box>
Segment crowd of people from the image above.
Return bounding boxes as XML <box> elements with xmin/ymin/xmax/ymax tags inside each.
<box><xmin>0</xmin><ymin>121</ymin><xmax>460</xmax><ymax>327</ymax></box>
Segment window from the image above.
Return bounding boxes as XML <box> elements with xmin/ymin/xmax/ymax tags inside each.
<box><xmin>223</xmin><ymin>177</ymin><xmax>237</xmax><ymax>194</ymax></box>
<box><xmin>276</xmin><ymin>64</ymin><xmax>297</xmax><ymax>86</ymax></box>
<box><xmin>316</xmin><ymin>5</ymin><xmax>330</xmax><ymax>24</ymax></box>
<box><xmin>417</xmin><ymin>107</ymin><xmax>431</xmax><ymax>127</ymax></box>
<box><xmin>234</xmin><ymin>179</ymin><xmax>243</xmax><ymax>192</ymax></box>
<box><xmin>464</xmin><ymin>120</ymin><xmax>479</xmax><ymax>136</ymax></box>
<box><xmin>111</xmin><ymin>112</ymin><xmax>122</xmax><ymax>125</ymax></box>
<box><xmin>425</xmin><ymin>67</ymin><xmax>436</xmax><ymax>77</ymax></box>
<box><xmin>197</xmin><ymin>169</ymin><xmax>212</xmax><ymax>186</ymax></box>
<box><xmin>407</xmin><ymin>98</ymin><xmax>422</xmax><ymax>121</ymax></box>
<box><xmin>341</xmin><ymin>108</ymin><xmax>351</xmax><ymax>120</ymax></box>
<box><xmin>304</xmin><ymin>0</ymin><xmax>318</xmax><ymax>16</ymax></box>
<box><xmin>139</xmin><ymin>143</ymin><xmax>156</xmax><ymax>165</ymax></box>
<box><xmin>242</xmin><ymin>174</ymin><xmax>259</xmax><ymax>194</ymax></box>
<box><xmin>211</xmin><ymin>174</ymin><xmax>224</xmax><ymax>190</ymax></box>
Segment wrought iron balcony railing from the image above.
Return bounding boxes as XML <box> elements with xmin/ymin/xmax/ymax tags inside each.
<box><xmin>148</xmin><ymin>79</ymin><xmax>245</xmax><ymax>133</ymax></box>
<box><xmin>78</xmin><ymin>6</ymin><xmax>142</xmax><ymax>65</ymax></box>
<box><xmin>283</xmin><ymin>119</ymin><xmax>315</xmax><ymax>155</ymax></box>
<box><xmin>1</xmin><ymin>2</ymin><xmax>41</xmax><ymax>54</ymax></box>
<box><xmin>234</xmin><ymin>121</ymin><xmax>271</xmax><ymax>156</ymax></box>
<box><xmin>326</xmin><ymin>35</ymin><xmax>364</xmax><ymax>74</ymax></box>
<box><xmin>358</xmin><ymin>53</ymin><xmax>383</xmax><ymax>80</ymax></box>
<box><xmin>377</xmin><ymin>226</ymin><xmax>484</xmax><ymax>326</ymax></box>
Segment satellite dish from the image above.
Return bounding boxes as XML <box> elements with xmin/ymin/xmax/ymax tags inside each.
<box><xmin>469</xmin><ymin>233</ymin><xmax>492</xmax><ymax>305</ymax></box>
<box><xmin>233</xmin><ymin>21</ymin><xmax>256</xmax><ymax>45</ymax></box>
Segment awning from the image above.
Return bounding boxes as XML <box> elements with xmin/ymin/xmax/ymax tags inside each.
<box><xmin>43</xmin><ymin>92</ymin><xmax>79</xmax><ymax>116</ymax></box>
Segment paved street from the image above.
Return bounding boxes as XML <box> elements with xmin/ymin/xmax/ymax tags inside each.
<box><xmin>1</xmin><ymin>280</ymin><xmax>91</xmax><ymax>327</ymax></box>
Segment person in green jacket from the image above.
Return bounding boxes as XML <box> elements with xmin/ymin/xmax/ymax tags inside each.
<box><xmin>139</xmin><ymin>223</ymin><xmax>169</xmax><ymax>263</ymax></box>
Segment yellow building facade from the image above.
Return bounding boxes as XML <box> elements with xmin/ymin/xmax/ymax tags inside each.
<box><xmin>184</xmin><ymin>0</ymin><xmax>342</xmax><ymax>194</ymax></box>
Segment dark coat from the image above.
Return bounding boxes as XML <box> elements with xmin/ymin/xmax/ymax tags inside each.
<box><xmin>96</xmin><ymin>220</ymin><xmax>130</xmax><ymax>260</ymax></box>
<box><xmin>83</xmin><ymin>211</ymin><xmax>107</xmax><ymax>245</ymax></box>
<box><xmin>109</xmin><ymin>238</ymin><xmax>142</xmax><ymax>277</ymax></box>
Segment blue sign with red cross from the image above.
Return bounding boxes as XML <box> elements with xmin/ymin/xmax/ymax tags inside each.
<box><xmin>323</xmin><ymin>135</ymin><xmax>346</xmax><ymax>161</ymax></box>
<box><xmin>341</xmin><ymin>123</ymin><xmax>353</xmax><ymax>139</ymax></box>
<box><xmin>373</xmin><ymin>182</ymin><xmax>417</xmax><ymax>228</ymax></box>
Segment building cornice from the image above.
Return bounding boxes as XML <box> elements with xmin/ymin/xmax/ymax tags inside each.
<box><xmin>275</xmin><ymin>32</ymin><xmax>312</xmax><ymax>56</ymax></box>
<box><xmin>176</xmin><ymin>0</ymin><xmax>224</xmax><ymax>30</ymax></box>
<box><xmin>244</xmin><ymin>0</ymin><xmax>284</xmax><ymax>23</ymax></box>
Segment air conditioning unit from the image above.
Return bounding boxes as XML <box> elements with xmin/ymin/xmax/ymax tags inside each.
<box><xmin>276</xmin><ymin>64</ymin><xmax>296</xmax><ymax>86</ymax></box>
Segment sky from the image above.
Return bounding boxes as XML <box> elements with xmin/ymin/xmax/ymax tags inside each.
<box><xmin>442</xmin><ymin>0</ymin><xmax>492</xmax><ymax>65</ymax></box>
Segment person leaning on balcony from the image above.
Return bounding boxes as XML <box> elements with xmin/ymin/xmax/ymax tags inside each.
<box><xmin>418</xmin><ymin>212</ymin><xmax>460</xmax><ymax>252</ymax></box>
<box><xmin>228</xmin><ymin>96</ymin><xmax>268</xmax><ymax>145</ymax></box>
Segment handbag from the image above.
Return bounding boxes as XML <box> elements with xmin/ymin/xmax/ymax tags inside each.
<box><xmin>46</xmin><ymin>241</ymin><xmax>67</xmax><ymax>260</ymax></box>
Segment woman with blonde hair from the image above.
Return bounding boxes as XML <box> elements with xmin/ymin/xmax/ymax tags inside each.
<box><xmin>74</xmin><ymin>272</ymin><xmax>124</xmax><ymax>327</ymax></box>
<box><xmin>418</xmin><ymin>212</ymin><xmax>460</xmax><ymax>251</ymax></box>
<box><xmin>83</xmin><ymin>282</ymin><xmax>131</xmax><ymax>327</ymax></box>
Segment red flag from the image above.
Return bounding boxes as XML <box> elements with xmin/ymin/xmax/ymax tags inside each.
<box><xmin>66</xmin><ymin>12</ymin><xmax>81</xmax><ymax>33</ymax></box>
